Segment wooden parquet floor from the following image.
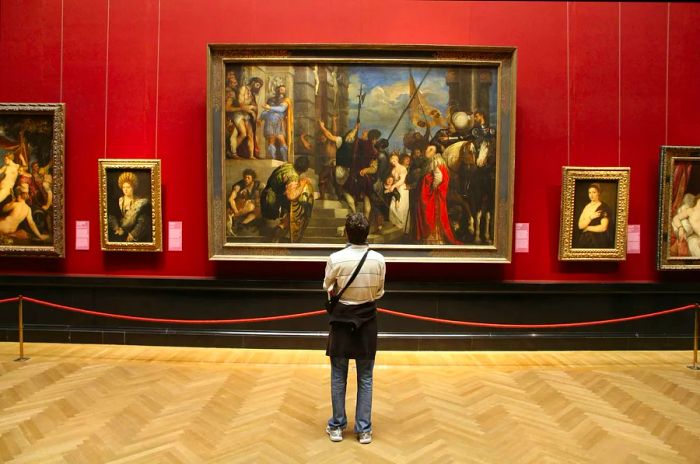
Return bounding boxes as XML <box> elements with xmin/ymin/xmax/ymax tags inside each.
<box><xmin>0</xmin><ymin>343</ymin><xmax>698</xmax><ymax>463</ymax></box>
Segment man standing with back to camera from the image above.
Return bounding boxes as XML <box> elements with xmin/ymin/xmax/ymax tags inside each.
<box><xmin>323</xmin><ymin>212</ymin><xmax>386</xmax><ymax>444</ymax></box>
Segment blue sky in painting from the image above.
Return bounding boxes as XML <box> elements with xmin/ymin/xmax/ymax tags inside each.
<box><xmin>347</xmin><ymin>66</ymin><xmax>448</xmax><ymax>151</ymax></box>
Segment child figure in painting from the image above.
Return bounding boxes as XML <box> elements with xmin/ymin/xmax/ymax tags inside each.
<box><xmin>373</xmin><ymin>174</ymin><xmax>400</xmax><ymax>231</ymax></box>
<box><xmin>383</xmin><ymin>175</ymin><xmax>400</xmax><ymax>205</ymax></box>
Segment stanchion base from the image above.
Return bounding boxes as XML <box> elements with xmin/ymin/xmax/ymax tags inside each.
<box><xmin>687</xmin><ymin>364</ymin><xmax>700</xmax><ymax>370</ymax></box>
<box><xmin>14</xmin><ymin>357</ymin><xmax>30</xmax><ymax>362</ymax></box>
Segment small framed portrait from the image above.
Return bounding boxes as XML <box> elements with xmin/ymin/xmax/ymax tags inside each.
<box><xmin>558</xmin><ymin>167</ymin><xmax>630</xmax><ymax>261</ymax></box>
<box><xmin>0</xmin><ymin>103</ymin><xmax>65</xmax><ymax>258</ymax></box>
<box><xmin>98</xmin><ymin>159</ymin><xmax>162</xmax><ymax>252</ymax></box>
<box><xmin>657</xmin><ymin>145</ymin><xmax>700</xmax><ymax>270</ymax></box>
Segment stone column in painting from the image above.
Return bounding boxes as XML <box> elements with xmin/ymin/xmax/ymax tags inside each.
<box><xmin>445</xmin><ymin>68</ymin><xmax>493</xmax><ymax>125</ymax></box>
<box><xmin>292</xmin><ymin>65</ymin><xmax>317</xmax><ymax>164</ymax></box>
<box><xmin>292</xmin><ymin>65</ymin><xmax>351</xmax><ymax>199</ymax></box>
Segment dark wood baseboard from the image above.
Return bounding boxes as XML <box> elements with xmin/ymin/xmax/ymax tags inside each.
<box><xmin>0</xmin><ymin>276</ymin><xmax>697</xmax><ymax>351</ymax></box>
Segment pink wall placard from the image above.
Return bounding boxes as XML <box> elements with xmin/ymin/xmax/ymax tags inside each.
<box><xmin>75</xmin><ymin>221</ymin><xmax>89</xmax><ymax>251</ymax></box>
<box><xmin>627</xmin><ymin>224</ymin><xmax>640</xmax><ymax>254</ymax></box>
<box><xmin>515</xmin><ymin>223</ymin><xmax>529</xmax><ymax>254</ymax></box>
<box><xmin>169</xmin><ymin>222</ymin><xmax>182</xmax><ymax>252</ymax></box>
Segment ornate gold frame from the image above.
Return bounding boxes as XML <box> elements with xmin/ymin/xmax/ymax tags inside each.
<box><xmin>207</xmin><ymin>44</ymin><xmax>517</xmax><ymax>262</ymax></box>
<box><xmin>657</xmin><ymin>145</ymin><xmax>700</xmax><ymax>270</ymax></box>
<box><xmin>558</xmin><ymin>167</ymin><xmax>630</xmax><ymax>261</ymax></box>
<box><xmin>98</xmin><ymin>159</ymin><xmax>162</xmax><ymax>252</ymax></box>
<box><xmin>0</xmin><ymin>103</ymin><xmax>65</xmax><ymax>258</ymax></box>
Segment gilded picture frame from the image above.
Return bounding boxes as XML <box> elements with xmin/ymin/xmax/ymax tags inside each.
<box><xmin>558</xmin><ymin>167</ymin><xmax>630</xmax><ymax>261</ymax></box>
<box><xmin>207</xmin><ymin>44</ymin><xmax>517</xmax><ymax>262</ymax></box>
<box><xmin>98</xmin><ymin>159</ymin><xmax>162</xmax><ymax>252</ymax></box>
<box><xmin>0</xmin><ymin>103</ymin><xmax>65</xmax><ymax>258</ymax></box>
<box><xmin>657</xmin><ymin>145</ymin><xmax>700</xmax><ymax>270</ymax></box>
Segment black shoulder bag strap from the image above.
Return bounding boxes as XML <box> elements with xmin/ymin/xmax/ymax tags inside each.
<box><xmin>327</xmin><ymin>249</ymin><xmax>370</xmax><ymax>309</ymax></box>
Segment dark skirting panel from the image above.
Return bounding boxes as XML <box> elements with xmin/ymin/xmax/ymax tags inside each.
<box><xmin>0</xmin><ymin>276</ymin><xmax>697</xmax><ymax>351</ymax></box>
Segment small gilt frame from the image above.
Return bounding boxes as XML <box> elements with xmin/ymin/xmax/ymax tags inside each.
<box><xmin>559</xmin><ymin>167</ymin><xmax>630</xmax><ymax>261</ymax></box>
<box><xmin>98</xmin><ymin>159</ymin><xmax>162</xmax><ymax>252</ymax></box>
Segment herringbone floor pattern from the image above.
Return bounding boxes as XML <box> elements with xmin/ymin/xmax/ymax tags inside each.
<box><xmin>0</xmin><ymin>343</ymin><xmax>698</xmax><ymax>463</ymax></box>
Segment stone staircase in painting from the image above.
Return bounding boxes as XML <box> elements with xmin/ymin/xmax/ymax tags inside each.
<box><xmin>231</xmin><ymin>168</ymin><xmax>405</xmax><ymax>244</ymax></box>
<box><xmin>300</xmin><ymin>198</ymin><xmax>405</xmax><ymax>245</ymax></box>
<box><xmin>299</xmin><ymin>199</ymin><xmax>347</xmax><ymax>244</ymax></box>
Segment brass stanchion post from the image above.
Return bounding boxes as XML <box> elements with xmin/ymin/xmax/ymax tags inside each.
<box><xmin>15</xmin><ymin>295</ymin><xmax>29</xmax><ymax>362</ymax></box>
<box><xmin>688</xmin><ymin>303</ymin><xmax>700</xmax><ymax>371</ymax></box>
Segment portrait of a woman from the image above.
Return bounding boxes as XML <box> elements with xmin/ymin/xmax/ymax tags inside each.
<box><xmin>574</xmin><ymin>182</ymin><xmax>614</xmax><ymax>249</ymax></box>
<box><xmin>108</xmin><ymin>171</ymin><xmax>152</xmax><ymax>243</ymax></box>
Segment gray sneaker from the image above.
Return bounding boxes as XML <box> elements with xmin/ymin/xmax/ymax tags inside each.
<box><xmin>357</xmin><ymin>431</ymin><xmax>372</xmax><ymax>444</ymax></box>
<box><xmin>326</xmin><ymin>426</ymin><xmax>343</xmax><ymax>442</ymax></box>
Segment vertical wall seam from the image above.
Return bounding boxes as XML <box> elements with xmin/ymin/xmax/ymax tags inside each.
<box><xmin>155</xmin><ymin>0</ymin><xmax>161</xmax><ymax>159</ymax></box>
<box><xmin>618</xmin><ymin>2</ymin><xmax>622</xmax><ymax>167</ymax></box>
<box><xmin>60</xmin><ymin>0</ymin><xmax>65</xmax><ymax>102</ymax></box>
<box><xmin>103</xmin><ymin>0</ymin><xmax>111</xmax><ymax>159</ymax></box>
<box><xmin>566</xmin><ymin>2</ymin><xmax>571</xmax><ymax>166</ymax></box>
<box><xmin>665</xmin><ymin>3</ymin><xmax>670</xmax><ymax>145</ymax></box>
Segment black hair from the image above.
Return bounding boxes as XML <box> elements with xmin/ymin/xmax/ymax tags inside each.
<box><xmin>242</xmin><ymin>168</ymin><xmax>256</xmax><ymax>179</ymax></box>
<box><xmin>293</xmin><ymin>156</ymin><xmax>310</xmax><ymax>173</ymax></box>
<box><xmin>345</xmin><ymin>212</ymin><xmax>370</xmax><ymax>245</ymax></box>
<box><xmin>368</xmin><ymin>129</ymin><xmax>381</xmax><ymax>141</ymax></box>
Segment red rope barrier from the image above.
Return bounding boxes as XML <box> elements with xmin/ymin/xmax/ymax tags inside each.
<box><xmin>377</xmin><ymin>305</ymin><xmax>697</xmax><ymax>329</ymax></box>
<box><xmin>21</xmin><ymin>296</ymin><xmax>325</xmax><ymax>324</ymax></box>
<box><xmin>0</xmin><ymin>296</ymin><xmax>20</xmax><ymax>305</ymax></box>
<box><xmin>10</xmin><ymin>296</ymin><xmax>697</xmax><ymax>329</ymax></box>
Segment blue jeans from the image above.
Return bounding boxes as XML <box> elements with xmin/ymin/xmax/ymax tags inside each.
<box><xmin>328</xmin><ymin>357</ymin><xmax>375</xmax><ymax>433</ymax></box>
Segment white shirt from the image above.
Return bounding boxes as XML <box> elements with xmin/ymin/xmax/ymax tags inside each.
<box><xmin>323</xmin><ymin>244</ymin><xmax>385</xmax><ymax>305</ymax></box>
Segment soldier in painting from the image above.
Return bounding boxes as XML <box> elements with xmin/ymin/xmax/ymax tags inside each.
<box><xmin>344</xmin><ymin>129</ymin><xmax>382</xmax><ymax>221</ymax></box>
<box><xmin>260</xmin><ymin>84</ymin><xmax>293</xmax><ymax>161</ymax></box>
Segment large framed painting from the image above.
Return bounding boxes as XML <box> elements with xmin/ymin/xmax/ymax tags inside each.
<box><xmin>207</xmin><ymin>45</ymin><xmax>516</xmax><ymax>262</ymax></box>
<box><xmin>657</xmin><ymin>146</ymin><xmax>700</xmax><ymax>270</ymax></box>
<box><xmin>98</xmin><ymin>159</ymin><xmax>162</xmax><ymax>252</ymax></box>
<box><xmin>0</xmin><ymin>103</ymin><xmax>65</xmax><ymax>258</ymax></box>
<box><xmin>558</xmin><ymin>167</ymin><xmax>630</xmax><ymax>261</ymax></box>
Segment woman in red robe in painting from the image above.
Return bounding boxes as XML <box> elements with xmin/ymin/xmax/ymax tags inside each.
<box><xmin>414</xmin><ymin>145</ymin><xmax>461</xmax><ymax>245</ymax></box>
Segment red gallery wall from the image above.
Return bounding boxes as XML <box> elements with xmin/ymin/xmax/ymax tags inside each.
<box><xmin>0</xmin><ymin>1</ymin><xmax>698</xmax><ymax>282</ymax></box>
